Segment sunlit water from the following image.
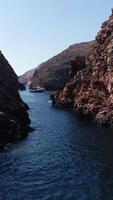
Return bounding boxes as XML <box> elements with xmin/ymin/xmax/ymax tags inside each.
<box><xmin>0</xmin><ymin>90</ymin><xmax>113</xmax><ymax>200</ymax></box>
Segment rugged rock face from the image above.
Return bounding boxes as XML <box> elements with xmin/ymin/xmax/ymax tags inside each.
<box><xmin>53</xmin><ymin>10</ymin><xmax>113</xmax><ymax>127</ymax></box>
<box><xmin>0</xmin><ymin>52</ymin><xmax>30</xmax><ymax>149</ymax></box>
<box><xmin>29</xmin><ymin>41</ymin><xmax>93</xmax><ymax>90</ymax></box>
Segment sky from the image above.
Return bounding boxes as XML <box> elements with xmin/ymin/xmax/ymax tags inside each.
<box><xmin>0</xmin><ymin>0</ymin><xmax>113</xmax><ymax>75</ymax></box>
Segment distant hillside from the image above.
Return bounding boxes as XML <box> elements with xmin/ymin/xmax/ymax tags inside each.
<box><xmin>19</xmin><ymin>41</ymin><xmax>94</xmax><ymax>90</ymax></box>
<box><xmin>30</xmin><ymin>41</ymin><xmax>94</xmax><ymax>90</ymax></box>
<box><xmin>19</xmin><ymin>68</ymin><xmax>36</xmax><ymax>85</ymax></box>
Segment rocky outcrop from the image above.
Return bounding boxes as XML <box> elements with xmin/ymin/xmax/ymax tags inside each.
<box><xmin>29</xmin><ymin>41</ymin><xmax>93</xmax><ymax>90</ymax></box>
<box><xmin>0</xmin><ymin>52</ymin><xmax>30</xmax><ymax>149</ymax></box>
<box><xmin>52</xmin><ymin>10</ymin><xmax>113</xmax><ymax>127</ymax></box>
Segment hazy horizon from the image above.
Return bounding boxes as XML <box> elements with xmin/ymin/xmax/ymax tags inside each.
<box><xmin>0</xmin><ymin>0</ymin><xmax>113</xmax><ymax>75</ymax></box>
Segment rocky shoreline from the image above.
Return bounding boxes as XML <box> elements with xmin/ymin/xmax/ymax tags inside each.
<box><xmin>52</xmin><ymin>10</ymin><xmax>113</xmax><ymax>127</ymax></box>
<box><xmin>0</xmin><ymin>52</ymin><xmax>31</xmax><ymax>149</ymax></box>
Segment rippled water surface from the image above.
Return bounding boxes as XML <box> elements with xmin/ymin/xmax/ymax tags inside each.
<box><xmin>0</xmin><ymin>91</ymin><xmax>113</xmax><ymax>200</ymax></box>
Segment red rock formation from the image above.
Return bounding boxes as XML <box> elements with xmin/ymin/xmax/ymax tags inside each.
<box><xmin>53</xmin><ymin>10</ymin><xmax>113</xmax><ymax>127</ymax></box>
<box><xmin>0</xmin><ymin>52</ymin><xmax>31</xmax><ymax>148</ymax></box>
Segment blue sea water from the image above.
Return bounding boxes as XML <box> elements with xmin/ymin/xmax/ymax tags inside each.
<box><xmin>0</xmin><ymin>90</ymin><xmax>113</xmax><ymax>200</ymax></box>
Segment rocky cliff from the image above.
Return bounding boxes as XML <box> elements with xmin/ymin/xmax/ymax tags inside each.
<box><xmin>27</xmin><ymin>41</ymin><xmax>93</xmax><ymax>90</ymax></box>
<box><xmin>52</xmin><ymin>10</ymin><xmax>113</xmax><ymax>127</ymax></box>
<box><xmin>0</xmin><ymin>52</ymin><xmax>30</xmax><ymax>149</ymax></box>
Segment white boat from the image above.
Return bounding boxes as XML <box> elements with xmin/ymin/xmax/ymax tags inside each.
<box><xmin>29</xmin><ymin>86</ymin><xmax>45</xmax><ymax>93</ymax></box>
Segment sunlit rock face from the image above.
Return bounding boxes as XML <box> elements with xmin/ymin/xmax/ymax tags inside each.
<box><xmin>53</xmin><ymin>10</ymin><xmax>113</xmax><ymax>127</ymax></box>
<box><xmin>0</xmin><ymin>52</ymin><xmax>30</xmax><ymax>149</ymax></box>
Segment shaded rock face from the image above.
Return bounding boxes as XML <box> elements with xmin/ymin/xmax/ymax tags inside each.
<box><xmin>29</xmin><ymin>41</ymin><xmax>93</xmax><ymax>90</ymax></box>
<box><xmin>18</xmin><ymin>82</ymin><xmax>26</xmax><ymax>91</ymax></box>
<box><xmin>0</xmin><ymin>52</ymin><xmax>30</xmax><ymax>148</ymax></box>
<box><xmin>53</xmin><ymin>10</ymin><xmax>113</xmax><ymax>127</ymax></box>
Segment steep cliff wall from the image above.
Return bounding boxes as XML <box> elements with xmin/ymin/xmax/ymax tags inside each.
<box><xmin>0</xmin><ymin>52</ymin><xmax>30</xmax><ymax>149</ymax></box>
<box><xmin>53</xmin><ymin>10</ymin><xmax>113</xmax><ymax>127</ymax></box>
